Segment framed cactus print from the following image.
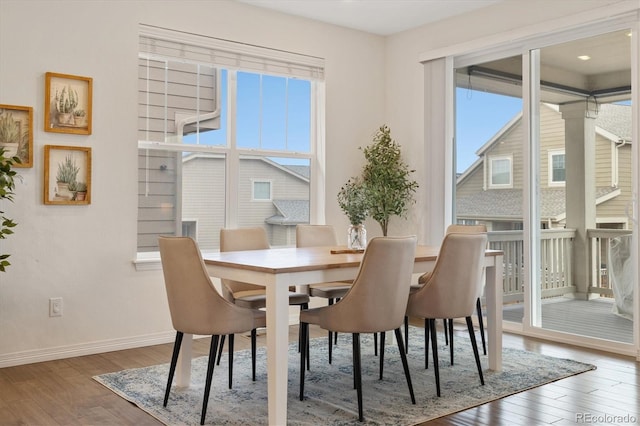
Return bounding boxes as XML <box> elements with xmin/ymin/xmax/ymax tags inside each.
<box><xmin>44</xmin><ymin>72</ymin><xmax>93</xmax><ymax>135</ymax></box>
<box><xmin>0</xmin><ymin>104</ymin><xmax>33</xmax><ymax>167</ymax></box>
<box><xmin>43</xmin><ymin>145</ymin><xmax>92</xmax><ymax>205</ymax></box>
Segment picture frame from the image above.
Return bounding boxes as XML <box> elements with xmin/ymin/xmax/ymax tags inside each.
<box><xmin>44</xmin><ymin>145</ymin><xmax>92</xmax><ymax>205</ymax></box>
<box><xmin>44</xmin><ymin>72</ymin><xmax>93</xmax><ymax>135</ymax></box>
<box><xmin>0</xmin><ymin>104</ymin><xmax>34</xmax><ymax>167</ymax></box>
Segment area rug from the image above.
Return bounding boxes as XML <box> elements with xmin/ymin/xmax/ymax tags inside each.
<box><xmin>94</xmin><ymin>329</ymin><xmax>595</xmax><ymax>425</ymax></box>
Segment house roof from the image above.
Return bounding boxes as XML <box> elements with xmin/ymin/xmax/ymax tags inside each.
<box><xmin>595</xmin><ymin>103</ymin><xmax>631</xmax><ymax>141</ymax></box>
<box><xmin>457</xmin><ymin>186</ymin><xmax>619</xmax><ymax>222</ymax></box>
<box><xmin>265</xmin><ymin>200</ymin><xmax>309</xmax><ymax>225</ymax></box>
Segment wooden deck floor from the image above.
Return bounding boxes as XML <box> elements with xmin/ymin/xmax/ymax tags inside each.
<box><xmin>502</xmin><ymin>297</ymin><xmax>633</xmax><ymax>343</ymax></box>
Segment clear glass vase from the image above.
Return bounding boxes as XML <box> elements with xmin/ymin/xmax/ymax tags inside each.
<box><xmin>347</xmin><ymin>224</ymin><xmax>367</xmax><ymax>250</ymax></box>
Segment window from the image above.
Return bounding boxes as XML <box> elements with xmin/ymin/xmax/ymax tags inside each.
<box><xmin>252</xmin><ymin>180</ymin><xmax>272</xmax><ymax>200</ymax></box>
<box><xmin>548</xmin><ymin>150</ymin><xmax>565</xmax><ymax>186</ymax></box>
<box><xmin>489</xmin><ymin>155</ymin><xmax>512</xmax><ymax>188</ymax></box>
<box><xmin>136</xmin><ymin>26</ymin><xmax>324</xmax><ymax>259</ymax></box>
<box><xmin>182</xmin><ymin>220</ymin><xmax>197</xmax><ymax>239</ymax></box>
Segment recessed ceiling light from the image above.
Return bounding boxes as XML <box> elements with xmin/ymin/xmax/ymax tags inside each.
<box><xmin>578</xmin><ymin>55</ymin><xmax>591</xmax><ymax>61</ymax></box>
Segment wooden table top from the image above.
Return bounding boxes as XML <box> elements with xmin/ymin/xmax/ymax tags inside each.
<box><xmin>203</xmin><ymin>245</ymin><xmax>502</xmax><ymax>274</ymax></box>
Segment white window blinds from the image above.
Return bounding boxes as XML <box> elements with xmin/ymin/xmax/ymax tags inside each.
<box><xmin>139</xmin><ymin>25</ymin><xmax>325</xmax><ymax>80</ymax></box>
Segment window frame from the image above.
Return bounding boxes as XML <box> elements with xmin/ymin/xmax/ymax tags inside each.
<box><xmin>548</xmin><ymin>149</ymin><xmax>566</xmax><ymax>187</ymax></box>
<box><xmin>251</xmin><ymin>179</ymin><xmax>273</xmax><ymax>201</ymax></box>
<box><xmin>489</xmin><ymin>155</ymin><xmax>513</xmax><ymax>188</ymax></box>
<box><xmin>135</xmin><ymin>27</ymin><xmax>325</xmax><ymax>269</ymax></box>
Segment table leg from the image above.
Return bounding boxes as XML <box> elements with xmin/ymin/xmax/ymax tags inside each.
<box><xmin>176</xmin><ymin>333</ymin><xmax>193</xmax><ymax>387</ymax></box>
<box><xmin>266</xmin><ymin>281</ymin><xmax>290</xmax><ymax>425</ymax></box>
<box><xmin>485</xmin><ymin>254</ymin><xmax>503</xmax><ymax>371</ymax></box>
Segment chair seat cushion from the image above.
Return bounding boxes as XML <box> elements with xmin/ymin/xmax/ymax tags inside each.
<box><xmin>232</xmin><ymin>289</ymin><xmax>310</xmax><ymax>309</ymax></box>
<box><xmin>309</xmin><ymin>282</ymin><xmax>351</xmax><ymax>299</ymax></box>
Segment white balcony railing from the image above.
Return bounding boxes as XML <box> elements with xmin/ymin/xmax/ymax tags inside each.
<box><xmin>488</xmin><ymin>228</ymin><xmax>631</xmax><ymax>305</ymax></box>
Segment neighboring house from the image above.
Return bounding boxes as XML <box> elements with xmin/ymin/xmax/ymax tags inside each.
<box><xmin>180</xmin><ymin>154</ymin><xmax>310</xmax><ymax>250</ymax></box>
<box><xmin>456</xmin><ymin>103</ymin><xmax>632</xmax><ymax>230</ymax></box>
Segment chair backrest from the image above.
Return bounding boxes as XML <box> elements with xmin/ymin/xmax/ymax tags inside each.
<box><xmin>219</xmin><ymin>227</ymin><xmax>270</xmax><ymax>295</ymax></box>
<box><xmin>296</xmin><ymin>224</ymin><xmax>338</xmax><ymax>248</ymax></box>
<box><xmin>321</xmin><ymin>236</ymin><xmax>417</xmax><ymax>333</ymax></box>
<box><xmin>159</xmin><ymin>236</ymin><xmax>257</xmax><ymax>335</ymax></box>
<box><xmin>446</xmin><ymin>224</ymin><xmax>487</xmax><ymax>235</ymax></box>
<box><xmin>408</xmin><ymin>232</ymin><xmax>488</xmax><ymax>319</ymax></box>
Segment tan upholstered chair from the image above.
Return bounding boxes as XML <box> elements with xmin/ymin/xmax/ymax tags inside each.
<box><xmin>220</xmin><ymin>226</ymin><xmax>310</xmax><ymax>309</ymax></box>
<box><xmin>406</xmin><ymin>232</ymin><xmax>488</xmax><ymax>397</ymax></box>
<box><xmin>405</xmin><ymin>224</ymin><xmax>488</xmax><ymax>358</ymax></box>
<box><xmin>299</xmin><ymin>236</ymin><xmax>417</xmax><ymax>422</ymax></box>
<box><xmin>158</xmin><ymin>236</ymin><xmax>266</xmax><ymax>425</ymax></box>
<box><xmin>296</xmin><ymin>224</ymin><xmax>353</xmax><ymax>363</ymax></box>
<box><xmin>218</xmin><ymin>227</ymin><xmax>310</xmax><ymax>357</ymax></box>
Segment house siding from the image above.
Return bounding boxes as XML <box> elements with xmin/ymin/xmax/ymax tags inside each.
<box><xmin>457</xmin><ymin>103</ymin><xmax>631</xmax><ymax>228</ymax></box>
<box><xmin>138</xmin><ymin>59</ymin><xmax>217</xmax><ymax>143</ymax></box>
<box><xmin>238</xmin><ymin>158</ymin><xmax>309</xmax><ymax>227</ymax></box>
<box><xmin>182</xmin><ymin>156</ymin><xmax>226</xmax><ymax>251</ymax></box>
<box><xmin>137</xmin><ymin>149</ymin><xmax>178</xmax><ymax>251</ymax></box>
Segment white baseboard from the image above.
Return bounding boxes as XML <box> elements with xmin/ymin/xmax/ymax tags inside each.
<box><xmin>0</xmin><ymin>315</ymin><xmax>301</xmax><ymax>368</ymax></box>
<box><xmin>0</xmin><ymin>331</ymin><xmax>176</xmax><ymax>368</ymax></box>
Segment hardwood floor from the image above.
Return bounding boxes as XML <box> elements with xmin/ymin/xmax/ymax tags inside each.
<box><xmin>0</xmin><ymin>325</ymin><xmax>637</xmax><ymax>425</ymax></box>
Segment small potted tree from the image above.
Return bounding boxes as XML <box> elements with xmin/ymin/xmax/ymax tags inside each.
<box><xmin>0</xmin><ymin>147</ymin><xmax>19</xmax><ymax>271</ymax></box>
<box><xmin>360</xmin><ymin>125</ymin><xmax>418</xmax><ymax>236</ymax></box>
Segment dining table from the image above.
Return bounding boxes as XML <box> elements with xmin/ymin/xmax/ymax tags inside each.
<box><xmin>175</xmin><ymin>244</ymin><xmax>503</xmax><ymax>425</ymax></box>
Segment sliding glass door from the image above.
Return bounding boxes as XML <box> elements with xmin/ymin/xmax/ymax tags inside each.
<box><xmin>452</xmin><ymin>23</ymin><xmax>637</xmax><ymax>354</ymax></box>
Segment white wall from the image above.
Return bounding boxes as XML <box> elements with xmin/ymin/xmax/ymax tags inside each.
<box><xmin>0</xmin><ymin>0</ymin><xmax>634</xmax><ymax>366</ymax></box>
<box><xmin>0</xmin><ymin>0</ymin><xmax>385</xmax><ymax>366</ymax></box>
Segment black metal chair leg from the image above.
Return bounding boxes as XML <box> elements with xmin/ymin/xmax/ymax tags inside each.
<box><xmin>394</xmin><ymin>328</ymin><xmax>416</xmax><ymax>404</ymax></box>
<box><xmin>424</xmin><ymin>318</ymin><xmax>429</xmax><ymax>370</ymax></box>
<box><xmin>298</xmin><ymin>303</ymin><xmax>308</xmax><ymax>353</ymax></box>
<box><xmin>429</xmin><ymin>319</ymin><xmax>441</xmax><ymax>397</ymax></box>
<box><xmin>164</xmin><ymin>331</ymin><xmax>183</xmax><ymax>407</ymax></box>
<box><xmin>476</xmin><ymin>298</ymin><xmax>487</xmax><ymax>355</ymax></box>
<box><xmin>216</xmin><ymin>334</ymin><xmax>225</xmax><ymax>366</ymax></box>
<box><xmin>299</xmin><ymin>322</ymin><xmax>308</xmax><ymax>400</ymax></box>
<box><xmin>404</xmin><ymin>315</ymin><xmax>409</xmax><ymax>352</ymax></box>
<box><xmin>328</xmin><ymin>299</ymin><xmax>334</xmax><ymax>364</ymax></box>
<box><xmin>251</xmin><ymin>329</ymin><xmax>257</xmax><ymax>381</ymax></box>
<box><xmin>334</xmin><ymin>298</ymin><xmax>340</xmax><ymax>345</ymax></box>
<box><xmin>466</xmin><ymin>316</ymin><xmax>485</xmax><ymax>385</ymax></box>
<box><xmin>379</xmin><ymin>331</ymin><xmax>385</xmax><ymax>380</ymax></box>
<box><xmin>228</xmin><ymin>334</ymin><xmax>234</xmax><ymax>389</ymax></box>
<box><xmin>443</xmin><ymin>319</ymin><xmax>449</xmax><ymax>345</ymax></box>
<box><xmin>352</xmin><ymin>333</ymin><xmax>363</xmax><ymax>422</ymax></box>
<box><xmin>448</xmin><ymin>319</ymin><xmax>454</xmax><ymax>366</ymax></box>
<box><xmin>373</xmin><ymin>332</ymin><xmax>378</xmax><ymax>356</ymax></box>
<box><xmin>201</xmin><ymin>335</ymin><xmax>220</xmax><ymax>425</ymax></box>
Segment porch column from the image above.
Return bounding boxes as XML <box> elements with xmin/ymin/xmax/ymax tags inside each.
<box><xmin>559</xmin><ymin>102</ymin><xmax>597</xmax><ymax>299</ymax></box>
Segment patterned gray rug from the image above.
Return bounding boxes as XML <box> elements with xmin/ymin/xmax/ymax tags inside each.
<box><xmin>94</xmin><ymin>329</ymin><xmax>595</xmax><ymax>425</ymax></box>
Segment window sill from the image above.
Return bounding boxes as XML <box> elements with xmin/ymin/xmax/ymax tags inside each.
<box><xmin>133</xmin><ymin>254</ymin><xmax>162</xmax><ymax>271</ymax></box>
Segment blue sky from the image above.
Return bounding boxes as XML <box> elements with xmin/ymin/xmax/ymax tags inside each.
<box><xmin>185</xmin><ymin>73</ymin><xmax>523</xmax><ymax>172</ymax></box>
<box><xmin>456</xmin><ymin>88</ymin><xmax>522</xmax><ymax>173</ymax></box>
<box><xmin>184</xmin><ymin>69</ymin><xmax>311</xmax><ymax>155</ymax></box>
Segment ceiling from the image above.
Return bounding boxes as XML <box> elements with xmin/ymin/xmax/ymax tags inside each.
<box><xmin>235</xmin><ymin>0</ymin><xmax>502</xmax><ymax>36</ymax></box>
<box><xmin>458</xmin><ymin>29</ymin><xmax>632</xmax><ymax>104</ymax></box>
<box><xmin>235</xmin><ymin>1</ymin><xmax>632</xmax><ymax>105</ymax></box>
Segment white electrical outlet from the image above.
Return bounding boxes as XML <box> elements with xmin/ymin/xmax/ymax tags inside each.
<box><xmin>49</xmin><ymin>297</ymin><xmax>63</xmax><ymax>317</ymax></box>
